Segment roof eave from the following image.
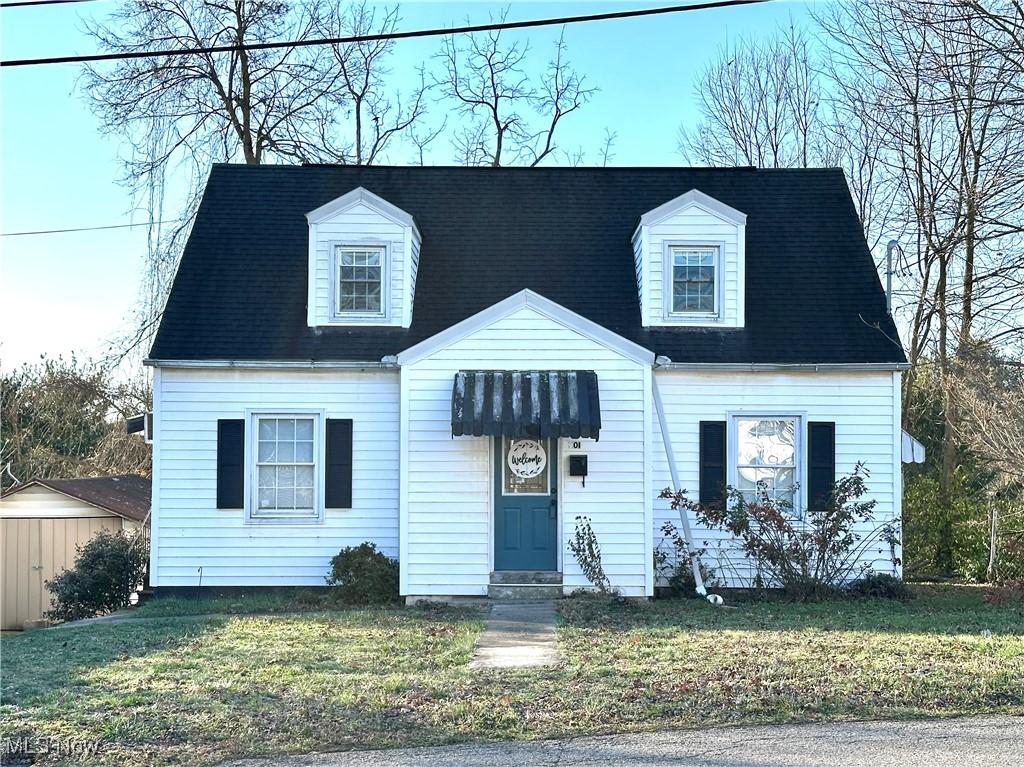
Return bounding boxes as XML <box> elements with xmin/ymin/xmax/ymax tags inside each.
<box><xmin>144</xmin><ymin>358</ymin><xmax>397</xmax><ymax>369</ymax></box>
<box><xmin>653</xmin><ymin>361</ymin><xmax>910</xmax><ymax>372</ymax></box>
<box><xmin>0</xmin><ymin>479</ymin><xmax>149</xmax><ymax>522</ymax></box>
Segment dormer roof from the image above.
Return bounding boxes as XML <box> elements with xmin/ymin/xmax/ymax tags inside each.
<box><xmin>305</xmin><ymin>186</ymin><xmax>421</xmax><ymax>239</ymax></box>
<box><xmin>637</xmin><ymin>188</ymin><xmax>747</xmax><ymax>228</ymax></box>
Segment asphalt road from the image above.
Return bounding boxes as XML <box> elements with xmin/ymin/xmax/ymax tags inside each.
<box><xmin>224</xmin><ymin>715</ymin><xmax>1022</xmax><ymax>766</ymax></box>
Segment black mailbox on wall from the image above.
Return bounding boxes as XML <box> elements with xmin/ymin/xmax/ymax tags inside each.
<box><xmin>568</xmin><ymin>455</ymin><xmax>588</xmax><ymax>486</ymax></box>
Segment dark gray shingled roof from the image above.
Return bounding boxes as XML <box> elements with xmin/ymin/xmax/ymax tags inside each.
<box><xmin>148</xmin><ymin>165</ymin><xmax>906</xmax><ymax>365</ymax></box>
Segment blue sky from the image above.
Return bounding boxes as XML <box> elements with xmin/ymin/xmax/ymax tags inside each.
<box><xmin>0</xmin><ymin>0</ymin><xmax>813</xmax><ymax>368</ymax></box>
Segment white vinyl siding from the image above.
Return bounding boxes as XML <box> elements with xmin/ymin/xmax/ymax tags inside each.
<box><xmin>401</xmin><ymin>305</ymin><xmax>652</xmax><ymax>598</ymax></box>
<box><xmin>652</xmin><ymin>370</ymin><xmax>902</xmax><ymax>586</ymax></box>
<box><xmin>151</xmin><ymin>368</ymin><xmax>399</xmax><ymax>587</ymax></box>
<box><xmin>407</xmin><ymin>234</ymin><xmax>421</xmax><ymax>326</ymax></box>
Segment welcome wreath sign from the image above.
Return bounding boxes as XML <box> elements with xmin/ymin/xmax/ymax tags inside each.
<box><xmin>507</xmin><ymin>439</ymin><xmax>547</xmax><ymax>478</ymax></box>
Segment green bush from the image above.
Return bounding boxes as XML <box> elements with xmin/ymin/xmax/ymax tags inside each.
<box><xmin>903</xmin><ymin>473</ymin><xmax>988</xmax><ymax>580</ymax></box>
<box><xmin>45</xmin><ymin>530</ymin><xmax>148</xmax><ymax>622</ymax></box>
<box><xmin>325</xmin><ymin>543</ymin><xmax>399</xmax><ymax>604</ymax></box>
<box><xmin>847</xmin><ymin>572</ymin><xmax>913</xmax><ymax>600</ymax></box>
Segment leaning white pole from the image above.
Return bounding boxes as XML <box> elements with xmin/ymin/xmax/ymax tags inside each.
<box><xmin>651</xmin><ymin>372</ymin><xmax>710</xmax><ymax>598</ymax></box>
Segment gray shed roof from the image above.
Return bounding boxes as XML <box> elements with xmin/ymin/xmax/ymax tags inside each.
<box><xmin>1</xmin><ymin>475</ymin><xmax>151</xmax><ymax>522</ymax></box>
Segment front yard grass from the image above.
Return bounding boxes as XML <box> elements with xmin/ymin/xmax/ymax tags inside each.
<box><xmin>1</xmin><ymin>584</ymin><xmax>1021</xmax><ymax>766</ymax></box>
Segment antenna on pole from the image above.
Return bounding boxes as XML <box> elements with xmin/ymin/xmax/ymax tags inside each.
<box><xmin>885</xmin><ymin>240</ymin><xmax>898</xmax><ymax>315</ymax></box>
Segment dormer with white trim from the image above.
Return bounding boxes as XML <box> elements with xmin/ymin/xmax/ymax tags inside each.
<box><xmin>632</xmin><ymin>189</ymin><xmax>746</xmax><ymax>328</ymax></box>
<box><xmin>306</xmin><ymin>187</ymin><xmax>421</xmax><ymax>328</ymax></box>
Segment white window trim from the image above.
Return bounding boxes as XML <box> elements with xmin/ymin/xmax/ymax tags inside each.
<box><xmin>728</xmin><ymin>411</ymin><xmax>806</xmax><ymax>517</ymax></box>
<box><xmin>330</xmin><ymin>241</ymin><xmax>391</xmax><ymax>323</ymax></box>
<box><xmin>245</xmin><ymin>409</ymin><xmax>326</xmax><ymax>525</ymax></box>
<box><xmin>663</xmin><ymin>240</ymin><xmax>725</xmax><ymax>321</ymax></box>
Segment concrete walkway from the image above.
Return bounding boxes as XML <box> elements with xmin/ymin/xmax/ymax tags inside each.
<box><xmin>468</xmin><ymin>601</ymin><xmax>559</xmax><ymax>669</ymax></box>
<box><xmin>223</xmin><ymin>715</ymin><xmax>1021</xmax><ymax>766</ymax></box>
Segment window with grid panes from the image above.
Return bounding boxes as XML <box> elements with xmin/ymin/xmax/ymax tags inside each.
<box><xmin>336</xmin><ymin>246</ymin><xmax>385</xmax><ymax>316</ymax></box>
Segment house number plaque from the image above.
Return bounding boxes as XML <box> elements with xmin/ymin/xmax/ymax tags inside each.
<box><xmin>507</xmin><ymin>440</ymin><xmax>547</xmax><ymax>479</ymax></box>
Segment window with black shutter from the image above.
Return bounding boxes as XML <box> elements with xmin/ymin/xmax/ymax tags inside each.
<box><xmin>699</xmin><ymin>421</ymin><xmax>727</xmax><ymax>507</ymax></box>
<box><xmin>325</xmin><ymin>419</ymin><xmax>353</xmax><ymax>509</ymax></box>
<box><xmin>807</xmin><ymin>422</ymin><xmax>836</xmax><ymax>513</ymax></box>
<box><xmin>216</xmin><ymin>419</ymin><xmax>245</xmax><ymax>509</ymax></box>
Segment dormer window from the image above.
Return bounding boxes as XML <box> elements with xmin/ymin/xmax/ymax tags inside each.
<box><xmin>634</xmin><ymin>189</ymin><xmax>746</xmax><ymax>329</ymax></box>
<box><xmin>669</xmin><ymin>245</ymin><xmax>719</xmax><ymax>316</ymax></box>
<box><xmin>336</xmin><ymin>245</ymin><xmax>387</xmax><ymax>317</ymax></box>
<box><xmin>306</xmin><ymin>187</ymin><xmax>420</xmax><ymax>328</ymax></box>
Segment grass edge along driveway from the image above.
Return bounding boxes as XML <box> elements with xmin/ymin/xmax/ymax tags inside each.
<box><xmin>1</xmin><ymin>585</ymin><xmax>1022</xmax><ymax>766</ymax></box>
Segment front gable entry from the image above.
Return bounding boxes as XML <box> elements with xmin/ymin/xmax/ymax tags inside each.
<box><xmin>396</xmin><ymin>289</ymin><xmax>655</xmax><ymax>367</ymax></box>
<box><xmin>306</xmin><ymin>187</ymin><xmax>421</xmax><ymax>329</ymax></box>
<box><xmin>398</xmin><ymin>289</ymin><xmax>655</xmax><ymax>598</ymax></box>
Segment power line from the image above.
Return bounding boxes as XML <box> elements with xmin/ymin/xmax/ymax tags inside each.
<box><xmin>1</xmin><ymin>0</ymin><xmax>772</xmax><ymax>68</ymax></box>
<box><xmin>1</xmin><ymin>0</ymin><xmax>103</xmax><ymax>8</ymax></box>
<box><xmin>2</xmin><ymin>219</ymin><xmax>181</xmax><ymax>237</ymax></box>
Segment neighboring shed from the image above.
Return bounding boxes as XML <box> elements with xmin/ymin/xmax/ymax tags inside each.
<box><xmin>0</xmin><ymin>475</ymin><xmax>150</xmax><ymax>630</ymax></box>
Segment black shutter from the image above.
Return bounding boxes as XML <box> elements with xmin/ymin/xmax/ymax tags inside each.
<box><xmin>699</xmin><ymin>421</ymin><xmax>727</xmax><ymax>507</ymax></box>
<box><xmin>807</xmin><ymin>422</ymin><xmax>836</xmax><ymax>511</ymax></box>
<box><xmin>325</xmin><ymin>419</ymin><xmax>353</xmax><ymax>509</ymax></box>
<box><xmin>216</xmin><ymin>419</ymin><xmax>245</xmax><ymax>509</ymax></box>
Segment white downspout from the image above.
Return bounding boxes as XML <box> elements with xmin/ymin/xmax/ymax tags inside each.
<box><xmin>652</xmin><ymin>370</ymin><xmax>722</xmax><ymax>604</ymax></box>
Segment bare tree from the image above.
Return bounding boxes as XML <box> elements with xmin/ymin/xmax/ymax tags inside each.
<box><xmin>312</xmin><ymin>1</ymin><xmax>431</xmax><ymax>165</ymax></box>
<box><xmin>679</xmin><ymin>23</ymin><xmax>825</xmax><ymax>169</ymax></box>
<box><xmin>821</xmin><ymin>1</ymin><xmax>1024</xmax><ymax>354</ymax></box>
<box><xmin>819</xmin><ymin>0</ymin><xmax>1024</xmax><ymax>570</ymax></box>
<box><xmin>435</xmin><ymin>12</ymin><xmax>595</xmax><ymax>166</ymax></box>
<box><xmin>82</xmin><ymin>1</ymin><xmax>340</xmax><ymax>355</ymax></box>
<box><xmin>678</xmin><ymin>23</ymin><xmax>896</xmax><ymax>250</ymax></box>
<box><xmin>408</xmin><ymin>117</ymin><xmax>449</xmax><ymax>166</ymax></box>
<box><xmin>599</xmin><ymin>128</ymin><xmax>618</xmax><ymax>167</ymax></box>
<box><xmin>952</xmin><ymin>348</ymin><xmax>1024</xmax><ymax>480</ymax></box>
<box><xmin>966</xmin><ymin>1</ymin><xmax>1024</xmax><ymax>87</ymax></box>
<box><xmin>82</xmin><ymin>1</ymin><xmax>342</xmax><ymax>173</ymax></box>
<box><xmin>83</xmin><ymin>1</ymin><xmax>432</xmax><ymax>355</ymax></box>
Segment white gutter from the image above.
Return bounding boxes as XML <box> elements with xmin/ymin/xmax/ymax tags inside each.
<box><xmin>143</xmin><ymin>358</ymin><xmax>398</xmax><ymax>369</ymax></box>
<box><xmin>651</xmin><ymin>373</ymin><xmax>721</xmax><ymax>604</ymax></box>
<box><xmin>654</xmin><ymin>361</ymin><xmax>910</xmax><ymax>372</ymax></box>
<box><xmin>146</xmin><ymin>357</ymin><xmax>908</xmax><ymax>372</ymax></box>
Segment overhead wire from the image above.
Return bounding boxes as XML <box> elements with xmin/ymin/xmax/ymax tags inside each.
<box><xmin>1</xmin><ymin>0</ymin><xmax>772</xmax><ymax>68</ymax></box>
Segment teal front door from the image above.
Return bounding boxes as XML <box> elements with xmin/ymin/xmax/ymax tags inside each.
<box><xmin>494</xmin><ymin>437</ymin><xmax>558</xmax><ymax>571</ymax></box>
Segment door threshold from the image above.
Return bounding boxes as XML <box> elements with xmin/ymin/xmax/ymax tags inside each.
<box><xmin>489</xmin><ymin>570</ymin><xmax>562</xmax><ymax>585</ymax></box>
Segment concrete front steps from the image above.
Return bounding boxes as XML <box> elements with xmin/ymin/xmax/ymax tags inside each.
<box><xmin>488</xmin><ymin>570</ymin><xmax>563</xmax><ymax>600</ymax></box>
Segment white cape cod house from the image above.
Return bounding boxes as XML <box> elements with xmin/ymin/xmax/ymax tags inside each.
<box><xmin>145</xmin><ymin>166</ymin><xmax>909</xmax><ymax>599</ymax></box>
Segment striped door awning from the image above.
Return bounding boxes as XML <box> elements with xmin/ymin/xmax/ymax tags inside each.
<box><xmin>451</xmin><ymin>370</ymin><xmax>601</xmax><ymax>439</ymax></box>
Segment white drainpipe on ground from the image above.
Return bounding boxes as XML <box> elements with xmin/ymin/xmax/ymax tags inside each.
<box><xmin>651</xmin><ymin>368</ymin><xmax>722</xmax><ymax>605</ymax></box>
